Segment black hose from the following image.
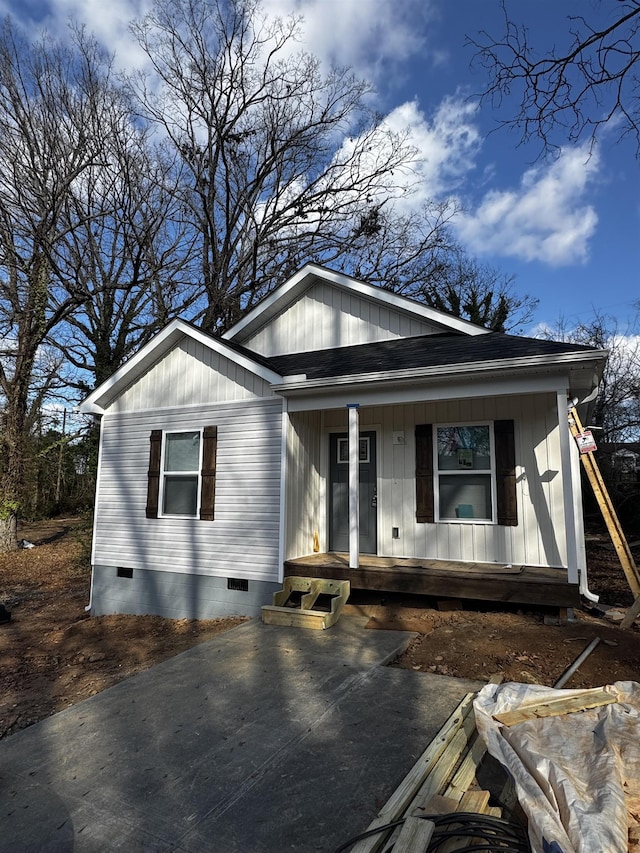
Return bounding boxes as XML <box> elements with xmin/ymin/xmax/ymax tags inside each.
<box><xmin>332</xmin><ymin>810</ymin><xmax>530</xmax><ymax>853</ymax></box>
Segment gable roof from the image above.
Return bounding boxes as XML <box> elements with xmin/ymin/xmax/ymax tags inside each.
<box><xmin>223</xmin><ymin>262</ymin><xmax>491</xmax><ymax>343</ymax></box>
<box><xmin>80</xmin><ymin>267</ymin><xmax>607</xmax><ymax>416</ymax></box>
<box><xmin>79</xmin><ymin>319</ymin><xmax>283</xmax><ymax>415</ymax></box>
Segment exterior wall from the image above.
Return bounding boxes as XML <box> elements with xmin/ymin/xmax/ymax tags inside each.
<box><xmin>243</xmin><ymin>281</ymin><xmax>442</xmax><ymax>356</ymax></box>
<box><xmin>112</xmin><ymin>337</ymin><xmax>274</xmax><ymax>412</ymax></box>
<box><xmin>285</xmin><ymin>410</ymin><xmax>323</xmax><ymax>558</ymax></box>
<box><xmin>92</xmin><ymin>398</ymin><xmax>283</xmax><ymax>614</ymax></box>
<box><xmin>91</xmin><ymin>564</ymin><xmax>279</xmax><ymax>619</ymax></box>
<box><xmin>287</xmin><ymin>392</ymin><xmax>569</xmax><ymax>569</ymax></box>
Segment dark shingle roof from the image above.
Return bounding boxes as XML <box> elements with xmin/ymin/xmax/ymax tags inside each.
<box><xmin>263</xmin><ymin>332</ymin><xmax>602</xmax><ymax>380</ymax></box>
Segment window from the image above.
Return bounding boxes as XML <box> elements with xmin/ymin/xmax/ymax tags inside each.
<box><xmin>162</xmin><ymin>431</ymin><xmax>201</xmax><ymax>516</ymax></box>
<box><xmin>337</xmin><ymin>436</ymin><xmax>370</xmax><ymax>463</ymax></box>
<box><xmin>415</xmin><ymin>420</ymin><xmax>517</xmax><ymax>526</ymax></box>
<box><xmin>146</xmin><ymin>426</ymin><xmax>217</xmax><ymax>521</ymax></box>
<box><xmin>435</xmin><ymin>425</ymin><xmax>494</xmax><ymax>521</ymax></box>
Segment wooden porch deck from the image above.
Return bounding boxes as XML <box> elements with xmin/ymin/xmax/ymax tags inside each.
<box><xmin>284</xmin><ymin>553</ymin><xmax>580</xmax><ymax>608</ymax></box>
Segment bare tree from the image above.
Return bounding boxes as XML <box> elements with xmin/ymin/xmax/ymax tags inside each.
<box><xmin>0</xmin><ymin>24</ymin><xmax>130</xmax><ymax>550</ymax></box>
<box><xmin>469</xmin><ymin>1</ymin><xmax>640</xmax><ymax>156</ymax></box>
<box><xmin>375</xmin><ymin>234</ymin><xmax>537</xmax><ymax>332</ymax></box>
<box><xmin>129</xmin><ymin>0</ymin><xmax>445</xmax><ymax>332</ymax></box>
<box><xmin>542</xmin><ymin>311</ymin><xmax>640</xmax><ymax>442</ymax></box>
<box><xmin>53</xmin><ymin>120</ymin><xmax>199</xmax><ymax>393</ymax></box>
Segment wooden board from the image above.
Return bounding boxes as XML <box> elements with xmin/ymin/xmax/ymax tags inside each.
<box><xmin>284</xmin><ymin>560</ymin><xmax>579</xmax><ymax>606</ymax></box>
<box><xmin>621</xmin><ymin>594</ymin><xmax>640</xmax><ymax>629</ymax></box>
<box><xmin>349</xmin><ymin>693</ymin><xmax>475</xmax><ymax>853</ymax></box>
<box><xmin>389</xmin><ymin>817</ymin><xmax>435</xmax><ymax>852</ymax></box>
<box><xmin>260</xmin><ymin>607</ymin><xmax>327</xmax><ymax>629</ymax></box>
<box><xmin>569</xmin><ymin>407</ymin><xmax>640</xmax><ymax>599</ymax></box>
<box><xmin>458</xmin><ymin>790</ymin><xmax>490</xmax><ymax>813</ymax></box>
<box><xmin>262</xmin><ymin>577</ymin><xmax>350</xmax><ymax>629</ymax></box>
<box><xmin>401</xmin><ymin>562</ymin><xmax>525</xmax><ymax>576</ymax></box>
<box><xmin>443</xmin><ymin>734</ymin><xmax>487</xmax><ymax>802</ymax></box>
<box><xmin>493</xmin><ymin>687</ymin><xmax>616</xmax><ymax>727</ymax></box>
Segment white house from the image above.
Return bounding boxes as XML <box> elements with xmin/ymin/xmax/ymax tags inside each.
<box><xmin>80</xmin><ymin>264</ymin><xmax>607</xmax><ymax>619</ymax></box>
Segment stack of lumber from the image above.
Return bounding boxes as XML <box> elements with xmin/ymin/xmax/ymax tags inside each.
<box><xmin>350</xmin><ymin>692</ymin><xmax>515</xmax><ymax>853</ymax></box>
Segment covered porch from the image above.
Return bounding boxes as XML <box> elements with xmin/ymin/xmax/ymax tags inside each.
<box><xmin>284</xmin><ymin>553</ymin><xmax>580</xmax><ymax>608</ymax></box>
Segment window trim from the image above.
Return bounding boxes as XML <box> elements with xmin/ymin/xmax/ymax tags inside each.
<box><xmin>145</xmin><ymin>425</ymin><xmax>218</xmax><ymax>521</ymax></box>
<box><xmin>415</xmin><ymin>419</ymin><xmax>517</xmax><ymax>526</ymax></box>
<box><xmin>158</xmin><ymin>429</ymin><xmax>203</xmax><ymax>519</ymax></box>
<box><xmin>434</xmin><ymin>421</ymin><xmax>496</xmax><ymax>523</ymax></box>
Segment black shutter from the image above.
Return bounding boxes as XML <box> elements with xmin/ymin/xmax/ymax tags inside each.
<box><xmin>200</xmin><ymin>425</ymin><xmax>218</xmax><ymax>521</ymax></box>
<box><xmin>146</xmin><ymin>430</ymin><xmax>162</xmax><ymax>518</ymax></box>
<box><xmin>415</xmin><ymin>424</ymin><xmax>434</xmax><ymax>523</ymax></box>
<box><xmin>495</xmin><ymin>419</ymin><xmax>517</xmax><ymax>526</ymax></box>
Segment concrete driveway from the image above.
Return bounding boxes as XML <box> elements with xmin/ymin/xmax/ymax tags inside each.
<box><xmin>0</xmin><ymin>616</ymin><xmax>480</xmax><ymax>852</ymax></box>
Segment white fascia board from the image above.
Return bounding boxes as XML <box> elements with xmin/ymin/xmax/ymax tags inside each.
<box><xmin>223</xmin><ymin>262</ymin><xmax>490</xmax><ymax>342</ymax></box>
<box><xmin>79</xmin><ymin>318</ymin><xmax>283</xmax><ymax>415</ymax></box>
<box><xmin>285</xmin><ymin>374</ymin><xmax>569</xmax><ymax>413</ymax></box>
<box><xmin>271</xmin><ymin>350</ymin><xmax>607</xmax><ymax>396</ymax></box>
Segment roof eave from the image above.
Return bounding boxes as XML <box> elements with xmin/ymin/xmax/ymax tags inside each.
<box><xmin>271</xmin><ymin>350</ymin><xmax>608</xmax><ymax>395</ymax></box>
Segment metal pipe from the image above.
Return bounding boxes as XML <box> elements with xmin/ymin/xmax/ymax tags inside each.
<box><xmin>554</xmin><ymin>637</ymin><xmax>601</xmax><ymax>688</ymax></box>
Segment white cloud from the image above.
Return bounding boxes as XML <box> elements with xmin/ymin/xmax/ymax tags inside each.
<box><xmin>8</xmin><ymin>0</ymin><xmax>435</xmax><ymax>87</ymax></box>
<box><xmin>3</xmin><ymin>0</ymin><xmax>153</xmax><ymax>71</ymax></box>
<box><xmin>262</xmin><ymin>0</ymin><xmax>432</xmax><ymax>84</ymax></box>
<box><xmin>392</xmin><ymin>97</ymin><xmax>481</xmax><ymax>200</ymax></box>
<box><xmin>454</xmin><ymin>146</ymin><xmax>600</xmax><ymax>266</ymax></box>
<box><xmin>317</xmin><ymin>96</ymin><xmax>481</xmax><ymax>221</ymax></box>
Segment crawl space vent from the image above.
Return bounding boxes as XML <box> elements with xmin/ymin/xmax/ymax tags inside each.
<box><xmin>228</xmin><ymin>578</ymin><xmax>248</xmax><ymax>592</ymax></box>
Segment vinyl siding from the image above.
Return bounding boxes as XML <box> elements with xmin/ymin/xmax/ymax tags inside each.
<box><xmin>93</xmin><ymin>398</ymin><xmax>283</xmax><ymax>582</ymax></box>
<box><xmin>243</xmin><ymin>282</ymin><xmax>443</xmax><ymax>356</ymax></box>
<box><xmin>285</xmin><ymin>411</ymin><xmax>323</xmax><ymax>558</ymax></box>
<box><xmin>112</xmin><ymin>337</ymin><xmax>274</xmax><ymax>412</ymax></box>
<box><xmin>304</xmin><ymin>393</ymin><xmax>569</xmax><ymax>568</ymax></box>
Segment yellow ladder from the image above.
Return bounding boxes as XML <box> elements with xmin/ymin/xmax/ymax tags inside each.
<box><xmin>569</xmin><ymin>407</ymin><xmax>640</xmax><ymax>627</ymax></box>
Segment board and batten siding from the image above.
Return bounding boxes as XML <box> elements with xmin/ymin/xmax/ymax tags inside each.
<box><xmin>242</xmin><ymin>281</ymin><xmax>443</xmax><ymax>356</ymax></box>
<box><xmin>318</xmin><ymin>393</ymin><xmax>569</xmax><ymax>569</ymax></box>
<box><xmin>111</xmin><ymin>336</ymin><xmax>275</xmax><ymax>413</ymax></box>
<box><xmin>285</xmin><ymin>411</ymin><xmax>323</xmax><ymax>558</ymax></box>
<box><xmin>92</xmin><ymin>398</ymin><xmax>283</xmax><ymax>582</ymax></box>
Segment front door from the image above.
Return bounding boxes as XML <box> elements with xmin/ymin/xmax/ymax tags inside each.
<box><xmin>329</xmin><ymin>431</ymin><xmax>377</xmax><ymax>554</ymax></box>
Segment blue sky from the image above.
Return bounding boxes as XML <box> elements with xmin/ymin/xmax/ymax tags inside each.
<box><xmin>6</xmin><ymin>0</ymin><xmax>639</xmax><ymax>335</ymax></box>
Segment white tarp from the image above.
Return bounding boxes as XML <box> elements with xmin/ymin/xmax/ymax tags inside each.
<box><xmin>474</xmin><ymin>681</ymin><xmax>640</xmax><ymax>853</ymax></box>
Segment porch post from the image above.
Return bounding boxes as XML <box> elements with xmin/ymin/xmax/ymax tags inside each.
<box><xmin>557</xmin><ymin>390</ymin><xmax>580</xmax><ymax>584</ymax></box>
<box><xmin>347</xmin><ymin>403</ymin><xmax>360</xmax><ymax>569</ymax></box>
<box><xmin>278</xmin><ymin>398</ymin><xmax>290</xmax><ymax>584</ymax></box>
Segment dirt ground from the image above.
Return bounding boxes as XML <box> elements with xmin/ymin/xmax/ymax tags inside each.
<box><xmin>1</xmin><ymin>517</ymin><xmax>640</xmax><ymax>740</ymax></box>
<box><xmin>0</xmin><ymin>517</ymin><xmax>246</xmax><ymax>739</ymax></box>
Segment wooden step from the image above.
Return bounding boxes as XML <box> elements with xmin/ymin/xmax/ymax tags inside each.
<box><xmin>261</xmin><ymin>577</ymin><xmax>350</xmax><ymax>630</ymax></box>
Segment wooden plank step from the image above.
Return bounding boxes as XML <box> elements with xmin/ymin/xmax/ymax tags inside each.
<box><xmin>262</xmin><ymin>577</ymin><xmax>350</xmax><ymax>630</ymax></box>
